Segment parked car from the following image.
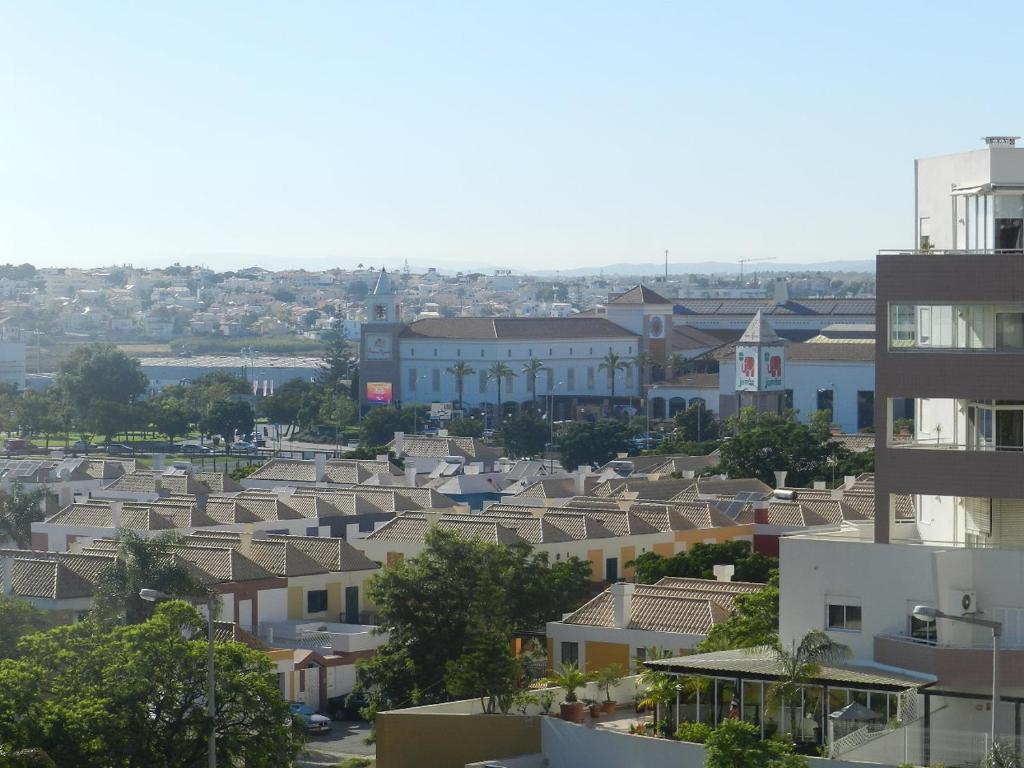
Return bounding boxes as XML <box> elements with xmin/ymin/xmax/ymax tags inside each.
<box><xmin>103</xmin><ymin>443</ymin><xmax>135</xmax><ymax>456</ymax></box>
<box><xmin>289</xmin><ymin>703</ymin><xmax>332</xmax><ymax>734</ymax></box>
<box><xmin>71</xmin><ymin>440</ymin><xmax>93</xmax><ymax>452</ymax></box>
<box><xmin>4</xmin><ymin>438</ymin><xmax>40</xmax><ymax>455</ymax></box>
<box><xmin>181</xmin><ymin>442</ymin><xmax>212</xmax><ymax>455</ymax></box>
<box><xmin>326</xmin><ymin>691</ymin><xmax>368</xmax><ymax>721</ymax></box>
<box><xmin>230</xmin><ymin>440</ymin><xmax>257</xmax><ymax>454</ymax></box>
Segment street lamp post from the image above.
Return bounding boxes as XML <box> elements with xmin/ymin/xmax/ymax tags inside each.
<box><xmin>548</xmin><ymin>381</ymin><xmax>564</xmax><ymax>473</ymax></box>
<box><xmin>912</xmin><ymin>604</ymin><xmax>1002</xmax><ymax>749</ymax></box>
<box><xmin>140</xmin><ymin>588</ymin><xmax>217</xmax><ymax>768</ymax></box>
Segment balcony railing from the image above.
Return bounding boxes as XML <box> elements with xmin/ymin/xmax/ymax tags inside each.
<box><xmin>878</xmin><ymin>249</ymin><xmax>1024</xmax><ymax>256</ymax></box>
<box><xmin>890</xmin><ymin>437</ymin><xmax>1024</xmax><ymax>452</ymax></box>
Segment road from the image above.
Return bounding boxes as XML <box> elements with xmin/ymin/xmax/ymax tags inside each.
<box><xmin>297</xmin><ymin>721</ymin><xmax>375</xmax><ymax>767</ymax></box>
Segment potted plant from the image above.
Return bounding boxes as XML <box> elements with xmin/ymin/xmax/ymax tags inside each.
<box><xmin>596</xmin><ymin>663</ymin><xmax>625</xmax><ymax>714</ymax></box>
<box><xmin>547</xmin><ymin>663</ymin><xmax>589</xmax><ymax>724</ymax></box>
<box><xmin>536</xmin><ymin>689</ymin><xmax>556</xmax><ymax>716</ymax></box>
<box><xmin>584</xmin><ymin>698</ymin><xmax>601</xmax><ymax>719</ymax></box>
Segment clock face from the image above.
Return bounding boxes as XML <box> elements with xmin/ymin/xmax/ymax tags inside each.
<box><xmin>648</xmin><ymin>315</ymin><xmax>665</xmax><ymax>339</ymax></box>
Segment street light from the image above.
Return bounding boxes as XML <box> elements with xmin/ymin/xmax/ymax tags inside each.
<box><xmin>912</xmin><ymin>604</ymin><xmax>1002</xmax><ymax>748</ymax></box>
<box><xmin>140</xmin><ymin>588</ymin><xmax>217</xmax><ymax>768</ymax></box>
<box><xmin>548</xmin><ymin>381</ymin><xmax>564</xmax><ymax>473</ymax></box>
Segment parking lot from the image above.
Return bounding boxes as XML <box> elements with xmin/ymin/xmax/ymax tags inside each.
<box><xmin>297</xmin><ymin>720</ymin><xmax>375</xmax><ymax>767</ymax></box>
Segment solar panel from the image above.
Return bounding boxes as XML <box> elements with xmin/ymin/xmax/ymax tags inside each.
<box><xmin>734</xmin><ymin>491</ymin><xmax>768</xmax><ymax>502</ymax></box>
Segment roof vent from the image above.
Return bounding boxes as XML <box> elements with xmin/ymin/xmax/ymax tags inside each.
<box><xmin>983</xmin><ymin>136</ymin><xmax>1019</xmax><ymax>147</ymax></box>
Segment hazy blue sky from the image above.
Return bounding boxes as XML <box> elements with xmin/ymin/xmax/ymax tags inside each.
<box><xmin>0</xmin><ymin>1</ymin><xmax>1020</xmax><ymax>272</ymax></box>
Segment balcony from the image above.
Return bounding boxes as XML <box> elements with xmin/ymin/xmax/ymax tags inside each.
<box><xmin>875</xmin><ymin>633</ymin><xmax>1024</xmax><ymax>689</ymax></box>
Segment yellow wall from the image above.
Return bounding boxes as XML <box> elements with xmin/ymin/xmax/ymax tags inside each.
<box><xmin>674</xmin><ymin>524</ymin><xmax>754</xmax><ymax>548</ymax></box>
<box><xmin>327</xmin><ymin>582</ymin><xmax>342</xmax><ymax>616</ymax></box>
<box><xmin>584</xmin><ymin>640</ymin><xmax>630</xmax><ymax>673</ymax></box>
<box><xmin>652</xmin><ymin>542</ymin><xmax>675</xmax><ymax>558</ymax></box>
<box><xmin>287</xmin><ymin>586</ymin><xmax>303</xmax><ymax>620</ymax></box>
<box><xmin>387</xmin><ymin>551</ymin><xmax>404</xmax><ymax>567</ymax></box>
<box><xmin>620</xmin><ymin>545</ymin><xmax>636</xmax><ymax>580</ymax></box>
<box><xmin>586</xmin><ymin>549</ymin><xmax>603</xmax><ymax>581</ymax></box>
<box><xmin>376</xmin><ymin>712</ymin><xmax>540</xmax><ymax>768</ymax></box>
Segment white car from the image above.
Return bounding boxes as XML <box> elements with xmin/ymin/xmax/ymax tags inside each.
<box><xmin>230</xmin><ymin>440</ymin><xmax>258</xmax><ymax>454</ymax></box>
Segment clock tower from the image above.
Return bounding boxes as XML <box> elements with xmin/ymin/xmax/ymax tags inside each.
<box><xmin>360</xmin><ymin>268</ymin><xmax>404</xmax><ymax>410</ymax></box>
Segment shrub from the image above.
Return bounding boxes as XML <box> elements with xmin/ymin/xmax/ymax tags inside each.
<box><xmin>675</xmin><ymin>721</ymin><xmax>713</xmax><ymax>743</ymax></box>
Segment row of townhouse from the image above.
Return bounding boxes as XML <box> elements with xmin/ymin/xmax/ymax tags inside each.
<box><xmin>0</xmin><ymin>530</ymin><xmax>384</xmax><ymax>710</ymax></box>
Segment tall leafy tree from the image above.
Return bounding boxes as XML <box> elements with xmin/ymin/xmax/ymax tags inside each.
<box><xmin>152</xmin><ymin>394</ymin><xmax>194</xmax><ymax>446</ymax></box>
<box><xmin>0</xmin><ymin>601</ymin><xmax>301</xmax><ymax>767</ymax></box>
<box><xmin>768</xmin><ymin>630</ymin><xmax>851</xmax><ymax>738</ymax></box>
<box><xmin>360</xmin><ymin>406</ymin><xmax>414</xmax><ymax>447</ymax></box>
<box><xmin>697</xmin><ymin>574</ymin><xmax>780</xmax><ymax>652</ymax></box>
<box><xmin>198</xmin><ymin>399</ymin><xmax>255</xmax><ymax>442</ymax></box>
<box><xmin>629</xmin><ymin>541</ymin><xmax>776</xmax><ymax>585</ymax></box>
<box><xmin>521</xmin><ymin>358</ymin><xmax>545</xmax><ymax>410</ymax></box>
<box><xmin>497</xmin><ymin>413</ymin><xmax>548</xmax><ymax>458</ymax></box>
<box><xmin>445</xmin><ymin>360</ymin><xmax>475</xmax><ymax>412</ymax></box>
<box><xmin>319</xmin><ymin>330</ymin><xmax>356</xmax><ymax>392</ymax></box>
<box><xmin>56</xmin><ymin>344</ymin><xmax>148</xmax><ymax>436</ymax></box>
<box><xmin>557</xmin><ymin>419</ymin><xmax>631</xmax><ymax>470</ymax></box>
<box><xmin>357</xmin><ymin>528</ymin><xmax>590</xmax><ymax>711</ymax></box>
<box><xmin>0</xmin><ymin>484</ymin><xmax>46</xmax><ymax>550</ymax></box>
<box><xmin>705</xmin><ymin>719</ymin><xmax>807</xmax><ymax>768</ymax></box>
<box><xmin>486</xmin><ymin>362</ymin><xmax>516</xmax><ymax>425</ymax></box>
<box><xmin>0</xmin><ymin>596</ymin><xmax>53</xmax><ymax>659</ymax></box>
<box><xmin>93</xmin><ymin>531</ymin><xmax>209</xmax><ymax>625</ymax></box>
<box><xmin>14</xmin><ymin>390</ymin><xmax>61</xmax><ymax>448</ymax></box>
<box><xmin>632</xmin><ymin>351</ymin><xmax>655</xmax><ymax>391</ymax></box>
<box><xmin>598</xmin><ymin>351</ymin><xmax>629</xmax><ymax>413</ymax></box>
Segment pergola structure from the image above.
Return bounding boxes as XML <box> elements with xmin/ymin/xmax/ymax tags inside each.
<box><xmin>644</xmin><ymin>648</ymin><xmax>934</xmax><ymax>749</ymax></box>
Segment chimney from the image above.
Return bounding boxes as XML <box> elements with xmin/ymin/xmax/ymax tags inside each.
<box><xmin>57</xmin><ymin>486</ymin><xmax>73</xmax><ymax>509</ymax></box>
<box><xmin>437</xmin><ymin>429</ymin><xmax>449</xmax><ymax>437</ymax></box>
<box><xmin>844</xmin><ymin>475</ymin><xmax>856</xmax><ymax>489</ymax></box>
<box><xmin>682</xmin><ymin>470</ymin><xmax>695</xmax><ymax>479</ymax></box>
<box><xmin>110</xmin><ymin>500</ymin><xmax>123</xmax><ymax>532</ymax></box>
<box><xmin>393</xmin><ymin>432</ymin><xmax>405</xmax><ymax>456</ymax></box>
<box><xmin>753</xmin><ymin>499</ymin><xmax>769</xmax><ymax>524</ymax></box>
<box><xmin>611</xmin><ymin>582</ymin><xmax>635</xmax><ymax>629</ymax></box>
<box><xmin>314</xmin><ymin>453</ymin><xmax>327</xmax><ymax>482</ymax></box>
<box><xmin>152</xmin><ymin>453</ymin><xmax>165</xmax><ymax>470</ymax></box>
<box><xmin>713</xmin><ymin>564</ymin><xmax>735</xmax><ymax>582</ymax></box>
<box><xmin>813</xmin><ymin>481</ymin><xmax>826</xmax><ymax>490</ymax></box>
<box><xmin>574</xmin><ymin>466</ymin><xmax>589</xmax><ymax>496</ymax></box>
<box><xmin>238</xmin><ymin>530</ymin><xmax>253</xmax><ymax>555</ymax></box>
<box><xmin>404</xmin><ymin>460</ymin><xmax>417</xmax><ymax>487</ymax></box>
<box><xmin>772</xmin><ymin>280</ymin><xmax>789</xmax><ymax>304</ymax></box>
<box><xmin>375</xmin><ymin>454</ymin><xmax>389</xmax><ymax>463</ymax></box>
<box><xmin>773</xmin><ymin>470</ymin><xmax>788</xmax><ymax>489</ymax></box>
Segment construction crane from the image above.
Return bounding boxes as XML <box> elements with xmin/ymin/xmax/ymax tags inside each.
<box><xmin>738</xmin><ymin>257</ymin><xmax>776</xmax><ymax>283</ymax></box>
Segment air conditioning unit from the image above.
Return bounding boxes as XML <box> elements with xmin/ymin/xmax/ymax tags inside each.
<box><xmin>950</xmin><ymin>589</ymin><xmax>977</xmax><ymax>615</ymax></box>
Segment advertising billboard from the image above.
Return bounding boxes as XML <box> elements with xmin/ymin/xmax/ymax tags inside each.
<box><xmin>736</xmin><ymin>347</ymin><xmax>758</xmax><ymax>391</ymax></box>
<box><xmin>761</xmin><ymin>346</ymin><xmax>784</xmax><ymax>391</ymax></box>
<box><xmin>365</xmin><ymin>382</ymin><xmax>394</xmax><ymax>404</ymax></box>
<box><xmin>364</xmin><ymin>333</ymin><xmax>393</xmax><ymax>361</ymax></box>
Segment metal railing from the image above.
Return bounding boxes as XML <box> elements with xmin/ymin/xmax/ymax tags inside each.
<box><xmin>890</xmin><ymin>437</ymin><xmax>1024</xmax><ymax>452</ymax></box>
<box><xmin>878</xmin><ymin>249</ymin><xmax>1024</xmax><ymax>256</ymax></box>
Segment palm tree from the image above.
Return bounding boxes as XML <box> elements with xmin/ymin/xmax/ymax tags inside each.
<box><xmin>598</xmin><ymin>351</ymin><xmax>629</xmax><ymax>415</ymax></box>
<box><xmin>633</xmin><ymin>351</ymin><xmax>655</xmax><ymax>391</ymax></box>
<box><xmin>667</xmin><ymin>352</ymin><xmax>687</xmax><ymax>379</ymax></box>
<box><xmin>486</xmin><ymin>362</ymin><xmax>516</xmax><ymax>425</ymax></box>
<box><xmin>93</xmin><ymin>530</ymin><xmax>209</xmax><ymax>625</ymax></box>
<box><xmin>521</xmin><ymin>358</ymin><xmax>545</xmax><ymax>411</ymax></box>
<box><xmin>446</xmin><ymin>360</ymin><xmax>475</xmax><ymax>412</ymax></box>
<box><xmin>767</xmin><ymin>630</ymin><xmax>851</xmax><ymax>739</ymax></box>
<box><xmin>0</xmin><ymin>483</ymin><xmax>46</xmax><ymax>549</ymax></box>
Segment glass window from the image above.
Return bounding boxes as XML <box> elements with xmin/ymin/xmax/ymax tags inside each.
<box><xmin>909</xmin><ymin>614</ymin><xmax>937</xmax><ymax>644</ymax></box>
<box><xmin>890</xmin><ymin>305</ymin><xmax>916</xmax><ymax>346</ymax></box>
<box><xmin>827</xmin><ymin>602</ymin><xmax>861</xmax><ymax>631</ymax></box>
<box><xmin>816</xmin><ymin>388</ymin><xmax>834</xmax><ymax>416</ymax></box>
<box><xmin>857</xmin><ymin>391</ymin><xmax>874</xmax><ymax>431</ymax></box>
<box><xmin>587</xmin><ymin>367</ymin><xmax>595</xmax><ymax>390</ymax></box>
<box><xmin>997</xmin><ymin>313</ymin><xmax>1024</xmax><ymax>350</ymax></box>
<box><xmin>560</xmin><ymin>641</ymin><xmax>579</xmax><ymax>667</ymax></box>
<box><xmin>408</xmin><ymin>368</ymin><xmax>417</xmax><ymax>391</ymax></box>
<box><xmin>567</xmin><ymin>368</ymin><xmax>575</xmax><ymax>390</ymax></box>
<box><xmin>307</xmin><ymin>590</ymin><xmax>328</xmax><ymax>613</ymax></box>
<box><xmin>432</xmin><ymin>369</ymin><xmax>440</xmax><ymax>392</ymax></box>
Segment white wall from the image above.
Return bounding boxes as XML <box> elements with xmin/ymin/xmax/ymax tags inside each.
<box><xmin>398</xmin><ymin>336</ymin><xmax>640</xmax><ymax>406</ymax></box>
<box><xmin>258</xmin><ymin>587</ymin><xmax>288</xmax><ymax>623</ymax></box>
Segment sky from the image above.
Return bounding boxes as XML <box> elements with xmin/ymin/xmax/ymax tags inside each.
<box><xmin>1</xmin><ymin>1</ymin><xmax>1022</xmax><ymax>273</ymax></box>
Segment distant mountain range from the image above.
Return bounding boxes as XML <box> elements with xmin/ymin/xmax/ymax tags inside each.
<box><xmin>527</xmin><ymin>260</ymin><xmax>875</xmax><ymax>277</ymax></box>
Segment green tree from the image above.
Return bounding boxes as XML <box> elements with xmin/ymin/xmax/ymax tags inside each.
<box><xmin>152</xmin><ymin>395</ymin><xmax>194</xmax><ymax>446</ymax></box>
<box><xmin>521</xmin><ymin>358</ymin><xmax>545</xmax><ymax>410</ymax></box>
<box><xmin>697</xmin><ymin>574</ymin><xmax>780</xmax><ymax>652</ymax></box>
<box><xmin>198</xmin><ymin>399</ymin><xmax>255</xmax><ymax>441</ymax></box>
<box><xmin>598</xmin><ymin>351</ymin><xmax>629</xmax><ymax>413</ymax></box>
<box><xmin>0</xmin><ymin>601</ymin><xmax>302</xmax><ymax>767</ymax></box>
<box><xmin>666</xmin><ymin>352</ymin><xmax>687</xmax><ymax>378</ymax></box>
<box><xmin>768</xmin><ymin>630</ymin><xmax>851</xmax><ymax>739</ymax></box>
<box><xmin>715</xmin><ymin>408</ymin><xmax>852</xmax><ymax>487</ymax></box>
<box><xmin>557</xmin><ymin>419</ymin><xmax>631</xmax><ymax>470</ymax></box>
<box><xmin>56</xmin><ymin>344</ymin><xmax>148</xmax><ymax>436</ymax></box>
<box><xmin>360</xmin><ymin>406</ymin><xmax>414</xmax><ymax>447</ymax></box>
<box><xmin>704</xmin><ymin>718</ymin><xmax>807</xmax><ymax>768</ymax></box>
<box><xmin>357</xmin><ymin>528</ymin><xmax>590</xmax><ymax>711</ymax></box>
<box><xmin>0</xmin><ymin>596</ymin><xmax>53</xmax><ymax>660</ymax></box>
<box><xmin>92</xmin><ymin>531</ymin><xmax>209</xmax><ymax>625</ymax></box>
<box><xmin>497</xmin><ymin>413</ymin><xmax>548</xmax><ymax>458</ymax></box>
<box><xmin>185</xmin><ymin>371</ymin><xmax>251</xmax><ymax>412</ymax></box>
<box><xmin>444</xmin><ymin>623</ymin><xmax>523</xmax><ymax>714</ymax></box>
<box><xmin>319</xmin><ymin>331</ymin><xmax>356</xmax><ymax>392</ymax></box>
<box><xmin>446</xmin><ymin>361</ymin><xmax>475</xmax><ymax>412</ymax></box>
<box><xmin>632</xmin><ymin>351</ymin><xmax>655</xmax><ymax>391</ymax></box>
<box><xmin>628</xmin><ymin>541</ymin><xmax>776</xmax><ymax>585</ymax></box>
<box><xmin>446</xmin><ymin>417</ymin><xmax>484</xmax><ymax>438</ymax></box>
<box><xmin>486</xmin><ymin>362</ymin><xmax>516</xmax><ymax>425</ymax></box>
<box><xmin>0</xmin><ymin>484</ymin><xmax>46</xmax><ymax>550</ymax></box>
<box><xmin>260</xmin><ymin>379</ymin><xmax>316</xmax><ymax>437</ymax></box>
<box><xmin>14</xmin><ymin>390</ymin><xmax>61</xmax><ymax>447</ymax></box>
<box><xmin>673</xmin><ymin>401</ymin><xmax>720</xmax><ymax>443</ymax></box>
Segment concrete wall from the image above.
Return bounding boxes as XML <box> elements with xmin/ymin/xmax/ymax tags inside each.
<box><xmin>376</xmin><ymin>713</ymin><xmax>541</xmax><ymax>768</ymax></box>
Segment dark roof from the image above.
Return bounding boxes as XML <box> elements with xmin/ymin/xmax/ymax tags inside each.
<box><xmin>671</xmin><ymin>325</ymin><xmax>730</xmax><ymax>351</ymax></box>
<box><xmin>674</xmin><ymin>298</ymin><xmax>876</xmax><ymax>317</ymax></box>
<box><xmin>399</xmin><ymin>317</ymin><xmax>636</xmax><ymax>341</ymax></box>
<box><xmin>608</xmin><ymin>285</ymin><xmax>672</xmax><ymax>305</ymax></box>
<box><xmin>652</xmin><ymin>373</ymin><xmax>720</xmax><ymax>389</ymax></box>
